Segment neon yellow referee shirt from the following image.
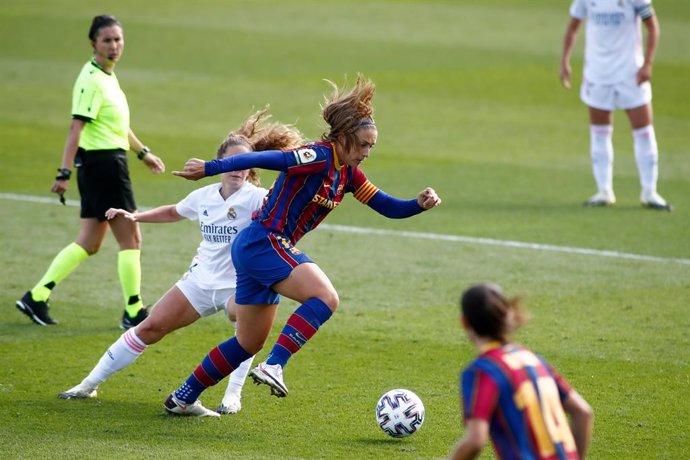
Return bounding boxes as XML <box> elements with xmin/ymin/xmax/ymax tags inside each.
<box><xmin>71</xmin><ymin>59</ymin><xmax>130</xmax><ymax>151</ymax></box>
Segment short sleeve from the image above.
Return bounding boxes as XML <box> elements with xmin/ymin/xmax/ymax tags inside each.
<box><xmin>461</xmin><ymin>368</ymin><xmax>500</xmax><ymax>423</ymax></box>
<box><xmin>176</xmin><ymin>188</ymin><xmax>203</xmax><ymax>220</ymax></box>
<box><xmin>71</xmin><ymin>77</ymin><xmax>103</xmax><ymax>121</ymax></box>
<box><xmin>633</xmin><ymin>0</ymin><xmax>654</xmax><ymax>19</ymax></box>
<box><xmin>569</xmin><ymin>0</ymin><xmax>587</xmax><ymax>20</ymax></box>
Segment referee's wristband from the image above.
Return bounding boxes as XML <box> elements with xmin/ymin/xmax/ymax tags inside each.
<box><xmin>55</xmin><ymin>168</ymin><xmax>71</xmax><ymax>181</ymax></box>
<box><xmin>137</xmin><ymin>146</ymin><xmax>151</xmax><ymax>160</ymax></box>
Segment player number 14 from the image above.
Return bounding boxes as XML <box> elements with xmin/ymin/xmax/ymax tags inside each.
<box><xmin>514</xmin><ymin>376</ymin><xmax>576</xmax><ymax>457</ymax></box>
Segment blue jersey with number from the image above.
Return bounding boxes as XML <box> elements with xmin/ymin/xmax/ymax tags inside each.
<box><xmin>461</xmin><ymin>342</ymin><xmax>578</xmax><ymax>460</ymax></box>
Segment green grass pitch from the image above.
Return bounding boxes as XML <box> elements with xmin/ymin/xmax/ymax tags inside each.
<box><xmin>1</xmin><ymin>1</ymin><xmax>688</xmax><ymax>458</ymax></box>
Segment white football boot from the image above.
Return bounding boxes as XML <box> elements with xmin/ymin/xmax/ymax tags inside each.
<box><xmin>58</xmin><ymin>383</ymin><xmax>98</xmax><ymax>399</ymax></box>
<box><xmin>584</xmin><ymin>190</ymin><xmax>616</xmax><ymax>207</ymax></box>
<box><xmin>216</xmin><ymin>395</ymin><xmax>242</xmax><ymax>415</ymax></box>
<box><xmin>249</xmin><ymin>362</ymin><xmax>288</xmax><ymax>397</ymax></box>
<box><xmin>640</xmin><ymin>190</ymin><xmax>672</xmax><ymax>211</ymax></box>
<box><xmin>163</xmin><ymin>394</ymin><xmax>220</xmax><ymax>417</ymax></box>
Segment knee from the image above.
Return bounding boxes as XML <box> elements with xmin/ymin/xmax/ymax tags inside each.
<box><xmin>134</xmin><ymin>319</ymin><xmax>165</xmax><ymax>345</ymax></box>
<box><xmin>75</xmin><ymin>237</ymin><xmax>101</xmax><ymax>255</ymax></box>
<box><xmin>226</xmin><ymin>304</ymin><xmax>237</xmax><ymax>323</ymax></box>
<box><xmin>318</xmin><ymin>289</ymin><xmax>339</xmax><ymax>312</ymax></box>
<box><xmin>240</xmin><ymin>339</ymin><xmax>264</xmax><ymax>356</ymax></box>
<box><xmin>84</xmin><ymin>243</ymin><xmax>101</xmax><ymax>255</ymax></box>
<box><xmin>237</xmin><ymin>332</ymin><xmax>267</xmax><ymax>355</ymax></box>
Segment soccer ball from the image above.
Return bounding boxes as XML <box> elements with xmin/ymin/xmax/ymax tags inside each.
<box><xmin>375</xmin><ymin>388</ymin><xmax>425</xmax><ymax>438</ymax></box>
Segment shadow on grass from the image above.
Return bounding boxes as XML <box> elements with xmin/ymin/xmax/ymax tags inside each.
<box><xmin>352</xmin><ymin>436</ymin><xmax>417</xmax><ymax>446</ymax></box>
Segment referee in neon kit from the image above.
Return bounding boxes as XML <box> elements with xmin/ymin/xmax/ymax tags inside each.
<box><xmin>16</xmin><ymin>14</ymin><xmax>165</xmax><ymax>329</ymax></box>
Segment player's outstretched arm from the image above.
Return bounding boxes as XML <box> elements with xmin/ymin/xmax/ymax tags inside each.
<box><xmin>105</xmin><ymin>205</ymin><xmax>182</xmax><ymax>224</ymax></box>
<box><xmin>366</xmin><ymin>187</ymin><xmax>441</xmax><ymax>218</ymax></box>
<box><xmin>174</xmin><ymin>151</ymin><xmax>289</xmax><ymax>180</ymax></box>
<box><xmin>417</xmin><ymin>187</ymin><xmax>441</xmax><ymax>210</ymax></box>
<box><xmin>172</xmin><ymin>158</ymin><xmax>206</xmax><ymax>181</ymax></box>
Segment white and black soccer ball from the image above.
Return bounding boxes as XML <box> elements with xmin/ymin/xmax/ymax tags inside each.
<box><xmin>375</xmin><ymin>388</ymin><xmax>425</xmax><ymax>438</ymax></box>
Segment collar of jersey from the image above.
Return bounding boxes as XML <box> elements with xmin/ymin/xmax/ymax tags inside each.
<box><xmin>330</xmin><ymin>142</ymin><xmax>342</xmax><ymax>169</ymax></box>
<box><xmin>479</xmin><ymin>340</ymin><xmax>505</xmax><ymax>354</ymax></box>
<box><xmin>90</xmin><ymin>58</ymin><xmax>113</xmax><ymax>75</ymax></box>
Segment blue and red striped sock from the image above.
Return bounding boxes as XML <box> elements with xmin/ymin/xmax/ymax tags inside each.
<box><xmin>174</xmin><ymin>336</ymin><xmax>251</xmax><ymax>404</ymax></box>
<box><xmin>266</xmin><ymin>297</ymin><xmax>333</xmax><ymax>368</ymax></box>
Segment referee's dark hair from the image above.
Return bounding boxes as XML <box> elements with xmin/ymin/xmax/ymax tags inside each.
<box><xmin>89</xmin><ymin>14</ymin><xmax>121</xmax><ymax>42</ymax></box>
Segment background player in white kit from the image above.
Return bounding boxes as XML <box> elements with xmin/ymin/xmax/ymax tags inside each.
<box><xmin>58</xmin><ymin>110</ymin><xmax>305</xmax><ymax>416</ymax></box>
<box><xmin>560</xmin><ymin>0</ymin><xmax>671</xmax><ymax>211</ymax></box>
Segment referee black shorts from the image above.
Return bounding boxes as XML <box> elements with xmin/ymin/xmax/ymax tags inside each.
<box><xmin>76</xmin><ymin>148</ymin><xmax>137</xmax><ymax>221</ymax></box>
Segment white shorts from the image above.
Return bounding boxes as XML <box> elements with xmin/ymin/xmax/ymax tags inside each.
<box><xmin>580</xmin><ymin>77</ymin><xmax>652</xmax><ymax>111</ymax></box>
<box><xmin>175</xmin><ymin>271</ymin><xmax>235</xmax><ymax>318</ymax></box>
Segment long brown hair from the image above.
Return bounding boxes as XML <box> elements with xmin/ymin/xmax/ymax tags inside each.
<box><xmin>461</xmin><ymin>283</ymin><xmax>529</xmax><ymax>342</ymax></box>
<box><xmin>320</xmin><ymin>74</ymin><xmax>376</xmax><ymax>153</ymax></box>
<box><xmin>216</xmin><ymin>108</ymin><xmax>305</xmax><ymax>186</ymax></box>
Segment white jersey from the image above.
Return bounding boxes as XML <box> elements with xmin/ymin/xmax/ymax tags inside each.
<box><xmin>175</xmin><ymin>181</ymin><xmax>267</xmax><ymax>290</ymax></box>
<box><xmin>570</xmin><ymin>0</ymin><xmax>654</xmax><ymax>84</ymax></box>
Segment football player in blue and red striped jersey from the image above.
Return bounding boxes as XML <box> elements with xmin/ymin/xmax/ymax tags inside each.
<box><xmin>450</xmin><ymin>284</ymin><xmax>593</xmax><ymax>460</ymax></box>
<box><xmin>164</xmin><ymin>75</ymin><xmax>441</xmax><ymax>415</ymax></box>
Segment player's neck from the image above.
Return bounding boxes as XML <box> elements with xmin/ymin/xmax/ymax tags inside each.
<box><xmin>472</xmin><ymin>335</ymin><xmax>502</xmax><ymax>353</ymax></box>
<box><xmin>219</xmin><ymin>182</ymin><xmax>241</xmax><ymax>200</ymax></box>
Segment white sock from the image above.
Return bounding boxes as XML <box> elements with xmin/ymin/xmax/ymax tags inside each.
<box><xmin>590</xmin><ymin>124</ymin><xmax>614</xmax><ymax>195</ymax></box>
<box><xmin>223</xmin><ymin>355</ymin><xmax>256</xmax><ymax>403</ymax></box>
<box><xmin>632</xmin><ymin>125</ymin><xmax>659</xmax><ymax>196</ymax></box>
<box><xmin>222</xmin><ymin>321</ymin><xmax>254</xmax><ymax>403</ymax></box>
<box><xmin>82</xmin><ymin>329</ymin><xmax>148</xmax><ymax>387</ymax></box>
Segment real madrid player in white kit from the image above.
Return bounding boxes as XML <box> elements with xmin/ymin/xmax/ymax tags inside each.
<box><xmin>560</xmin><ymin>0</ymin><xmax>671</xmax><ymax>210</ymax></box>
<box><xmin>58</xmin><ymin>110</ymin><xmax>305</xmax><ymax>416</ymax></box>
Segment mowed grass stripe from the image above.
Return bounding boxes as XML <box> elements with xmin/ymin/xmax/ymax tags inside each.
<box><xmin>3</xmin><ymin>192</ymin><xmax>688</xmax><ymax>266</ymax></box>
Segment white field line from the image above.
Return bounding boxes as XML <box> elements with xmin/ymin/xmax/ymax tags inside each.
<box><xmin>2</xmin><ymin>192</ymin><xmax>688</xmax><ymax>266</ymax></box>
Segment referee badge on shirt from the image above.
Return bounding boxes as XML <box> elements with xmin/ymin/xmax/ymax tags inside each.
<box><xmin>227</xmin><ymin>207</ymin><xmax>237</xmax><ymax>219</ymax></box>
